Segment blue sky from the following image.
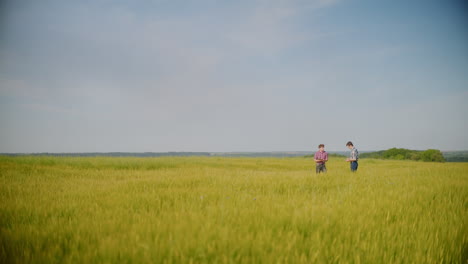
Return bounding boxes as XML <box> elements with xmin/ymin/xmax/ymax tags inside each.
<box><xmin>1</xmin><ymin>0</ymin><xmax>467</xmax><ymax>152</ymax></box>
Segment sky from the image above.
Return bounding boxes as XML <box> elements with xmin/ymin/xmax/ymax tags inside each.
<box><xmin>0</xmin><ymin>0</ymin><xmax>467</xmax><ymax>153</ymax></box>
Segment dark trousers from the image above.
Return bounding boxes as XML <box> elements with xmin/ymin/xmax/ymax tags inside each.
<box><xmin>316</xmin><ymin>163</ymin><xmax>327</xmax><ymax>173</ymax></box>
<box><xmin>350</xmin><ymin>161</ymin><xmax>358</xmax><ymax>172</ymax></box>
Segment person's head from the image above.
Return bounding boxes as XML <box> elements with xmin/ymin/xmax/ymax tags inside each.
<box><xmin>346</xmin><ymin>141</ymin><xmax>354</xmax><ymax>149</ymax></box>
<box><xmin>318</xmin><ymin>144</ymin><xmax>325</xmax><ymax>151</ymax></box>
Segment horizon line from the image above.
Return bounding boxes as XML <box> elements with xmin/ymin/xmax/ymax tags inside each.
<box><xmin>1</xmin><ymin>149</ymin><xmax>467</xmax><ymax>155</ymax></box>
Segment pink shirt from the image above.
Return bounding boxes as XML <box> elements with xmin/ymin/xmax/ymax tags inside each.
<box><xmin>314</xmin><ymin>151</ymin><xmax>328</xmax><ymax>164</ymax></box>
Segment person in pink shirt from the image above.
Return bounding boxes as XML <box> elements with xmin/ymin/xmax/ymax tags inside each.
<box><xmin>314</xmin><ymin>144</ymin><xmax>328</xmax><ymax>173</ymax></box>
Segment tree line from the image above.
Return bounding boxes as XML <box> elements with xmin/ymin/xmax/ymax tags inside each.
<box><xmin>360</xmin><ymin>148</ymin><xmax>445</xmax><ymax>162</ymax></box>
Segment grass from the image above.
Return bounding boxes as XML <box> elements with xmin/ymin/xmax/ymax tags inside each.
<box><xmin>0</xmin><ymin>156</ymin><xmax>467</xmax><ymax>263</ymax></box>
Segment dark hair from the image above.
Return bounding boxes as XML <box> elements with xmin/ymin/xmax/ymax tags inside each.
<box><xmin>318</xmin><ymin>144</ymin><xmax>325</xmax><ymax>148</ymax></box>
<box><xmin>346</xmin><ymin>141</ymin><xmax>353</xmax><ymax>146</ymax></box>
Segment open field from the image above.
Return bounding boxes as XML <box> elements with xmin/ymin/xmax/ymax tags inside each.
<box><xmin>1</xmin><ymin>156</ymin><xmax>467</xmax><ymax>263</ymax></box>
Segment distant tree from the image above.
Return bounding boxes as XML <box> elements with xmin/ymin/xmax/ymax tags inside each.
<box><xmin>383</xmin><ymin>148</ymin><xmax>413</xmax><ymax>160</ymax></box>
<box><xmin>409</xmin><ymin>152</ymin><xmax>420</xmax><ymax>161</ymax></box>
<box><xmin>420</xmin><ymin>149</ymin><xmax>445</xmax><ymax>162</ymax></box>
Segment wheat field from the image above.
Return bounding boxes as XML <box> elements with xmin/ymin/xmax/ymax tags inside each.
<box><xmin>0</xmin><ymin>156</ymin><xmax>467</xmax><ymax>263</ymax></box>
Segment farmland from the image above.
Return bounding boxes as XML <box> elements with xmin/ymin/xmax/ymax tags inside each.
<box><xmin>1</xmin><ymin>156</ymin><xmax>467</xmax><ymax>263</ymax></box>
